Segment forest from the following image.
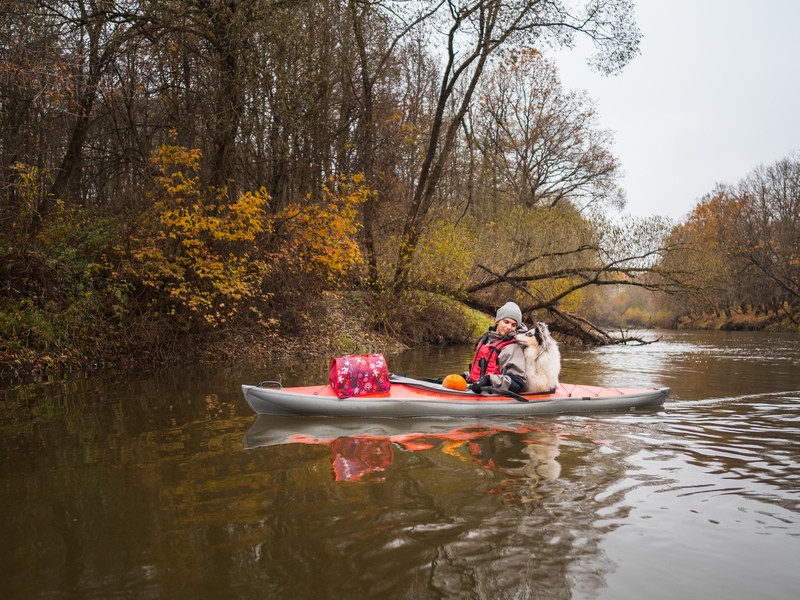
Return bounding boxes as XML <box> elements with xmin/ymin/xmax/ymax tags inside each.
<box><xmin>1</xmin><ymin>1</ymin><xmax>798</xmax><ymax>374</ymax></box>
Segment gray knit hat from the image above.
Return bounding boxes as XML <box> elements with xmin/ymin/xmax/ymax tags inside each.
<box><xmin>495</xmin><ymin>301</ymin><xmax>522</xmax><ymax>325</ymax></box>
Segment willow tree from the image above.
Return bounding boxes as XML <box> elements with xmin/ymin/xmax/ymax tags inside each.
<box><xmin>449</xmin><ymin>47</ymin><xmax>659</xmax><ymax>338</ymax></box>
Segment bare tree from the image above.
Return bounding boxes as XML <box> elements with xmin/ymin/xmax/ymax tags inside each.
<box><xmin>389</xmin><ymin>0</ymin><xmax>640</xmax><ymax>291</ymax></box>
<box><xmin>724</xmin><ymin>158</ymin><xmax>800</xmax><ymax>303</ymax></box>
<box><xmin>471</xmin><ymin>49</ymin><xmax>623</xmax><ymax>213</ymax></box>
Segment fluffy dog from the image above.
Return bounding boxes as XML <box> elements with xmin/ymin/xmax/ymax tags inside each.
<box><xmin>515</xmin><ymin>322</ymin><xmax>561</xmax><ymax>393</ymax></box>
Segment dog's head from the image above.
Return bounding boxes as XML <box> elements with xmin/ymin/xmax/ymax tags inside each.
<box><xmin>515</xmin><ymin>322</ymin><xmax>555</xmax><ymax>350</ymax></box>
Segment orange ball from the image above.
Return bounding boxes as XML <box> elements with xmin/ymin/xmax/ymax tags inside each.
<box><xmin>442</xmin><ymin>374</ymin><xmax>467</xmax><ymax>391</ymax></box>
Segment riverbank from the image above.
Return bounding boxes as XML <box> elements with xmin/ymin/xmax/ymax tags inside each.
<box><xmin>4</xmin><ymin>290</ymin><xmax>797</xmax><ymax>385</ymax></box>
<box><xmin>0</xmin><ymin>291</ymin><xmax>493</xmax><ymax>384</ymax></box>
<box><xmin>676</xmin><ymin>309</ymin><xmax>799</xmax><ymax>332</ymax></box>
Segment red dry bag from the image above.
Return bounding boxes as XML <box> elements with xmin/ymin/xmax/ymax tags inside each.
<box><xmin>329</xmin><ymin>354</ymin><xmax>391</xmax><ymax>398</ymax></box>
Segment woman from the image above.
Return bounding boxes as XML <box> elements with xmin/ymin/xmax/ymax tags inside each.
<box><xmin>467</xmin><ymin>301</ymin><xmax>527</xmax><ymax>394</ymax></box>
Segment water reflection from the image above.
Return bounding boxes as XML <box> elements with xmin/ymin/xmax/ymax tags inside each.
<box><xmin>2</xmin><ymin>330</ymin><xmax>800</xmax><ymax>599</ymax></box>
<box><xmin>238</xmin><ymin>380</ymin><xmax>800</xmax><ymax>598</ymax></box>
<box><xmin>582</xmin><ymin>329</ymin><xmax>800</xmax><ymax>400</ymax></box>
<box><xmin>240</xmin><ymin>414</ymin><xmax>638</xmax><ymax>597</ymax></box>
<box><xmin>245</xmin><ymin>415</ymin><xmax>563</xmax><ymax>491</ymax></box>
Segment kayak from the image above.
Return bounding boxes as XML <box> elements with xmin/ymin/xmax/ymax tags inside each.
<box><xmin>241</xmin><ymin>374</ymin><xmax>669</xmax><ymax>417</ymax></box>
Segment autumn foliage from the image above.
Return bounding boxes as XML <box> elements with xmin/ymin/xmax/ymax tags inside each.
<box><xmin>0</xmin><ymin>143</ymin><xmax>370</xmax><ymax>368</ymax></box>
<box><xmin>268</xmin><ymin>174</ymin><xmax>367</xmax><ymax>285</ymax></box>
<box><xmin>661</xmin><ymin>156</ymin><xmax>800</xmax><ymax>326</ymax></box>
<box><xmin>122</xmin><ymin>143</ymin><xmax>271</xmax><ymax>328</ymax></box>
<box><xmin>120</xmin><ymin>144</ymin><xmax>369</xmax><ymax>332</ymax></box>
<box><xmin>4</xmin><ymin>1</ymin><xmax>798</xmax><ymax>374</ymax></box>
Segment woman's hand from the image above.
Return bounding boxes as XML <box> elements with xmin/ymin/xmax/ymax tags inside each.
<box><xmin>469</xmin><ymin>375</ymin><xmax>492</xmax><ymax>394</ymax></box>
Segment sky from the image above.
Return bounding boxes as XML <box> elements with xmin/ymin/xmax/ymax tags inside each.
<box><xmin>551</xmin><ymin>0</ymin><xmax>800</xmax><ymax>221</ymax></box>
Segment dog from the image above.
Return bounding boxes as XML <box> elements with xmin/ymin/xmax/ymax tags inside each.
<box><xmin>515</xmin><ymin>322</ymin><xmax>561</xmax><ymax>393</ymax></box>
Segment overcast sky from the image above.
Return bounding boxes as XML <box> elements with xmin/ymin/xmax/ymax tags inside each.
<box><xmin>551</xmin><ymin>0</ymin><xmax>800</xmax><ymax>221</ymax></box>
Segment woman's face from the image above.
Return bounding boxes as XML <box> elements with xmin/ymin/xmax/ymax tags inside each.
<box><xmin>495</xmin><ymin>317</ymin><xmax>518</xmax><ymax>336</ymax></box>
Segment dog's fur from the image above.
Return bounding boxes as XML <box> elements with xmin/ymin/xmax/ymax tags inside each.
<box><xmin>515</xmin><ymin>322</ymin><xmax>561</xmax><ymax>393</ymax></box>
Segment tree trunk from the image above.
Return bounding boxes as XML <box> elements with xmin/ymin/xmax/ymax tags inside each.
<box><xmin>48</xmin><ymin>88</ymin><xmax>96</xmax><ymax>208</ymax></box>
<box><xmin>47</xmin><ymin>3</ymin><xmax>108</xmax><ymax>211</ymax></box>
<box><xmin>208</xmin><ymin>3</ymin><xmax>243</xmax><ymax>197</ymax></box>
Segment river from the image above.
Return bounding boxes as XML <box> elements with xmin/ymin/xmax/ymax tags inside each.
<box><xmin>1</xmin><ymin>329</ymin><xmax>799</xmax><ymax>599</ymax></box>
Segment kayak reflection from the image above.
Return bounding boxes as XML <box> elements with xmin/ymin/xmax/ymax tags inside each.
<box><xmin>244</xmin><ymin>415</ymin><xmax>562</xmax><ymax>484</ymax></box>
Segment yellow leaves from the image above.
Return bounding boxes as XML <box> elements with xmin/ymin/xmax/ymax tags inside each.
<box><xmin>226</xmin><ymin>188</ymin><xmax>271</xmax><ymax>241</ymax></box>
<box><xmin>11</xmin><ymin>161</ymin><xmax>40</xmax><ymax>189</ymax></box>
<box><xmin>532</xmin><ymin>277</ymin><xmax>584</xmax><ymax>313</ymax></box>
<box><xmin>151</xmin><ymin>144</ymin><xmax>202</xmax><ymax>201</ymax></box>
<box><xmin>124</xmin><ymin>144</ymin><xmax>371</xmax><ymax>328</ymax></box>
<box><xmin>271</xmin><ymin>174</ymin><xmax>367</xmax><ymax>284</ymax></box>
<box><xmin>412</xmin><ymin>218</ymin><xmax>478</xmax><ymax>292</ymax></box>
<box><xmin>9</xmin><ymin>161</ymin><xmax>47</xmax><ymax>226</ymax></box>
<box><xmin>126</xmin><ymin>144</ymin><xmax>271</xmax><ymax>328</ymax></box>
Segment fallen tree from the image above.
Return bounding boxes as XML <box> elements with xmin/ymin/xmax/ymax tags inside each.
<box><xmin>461</xmin><ymin>215</ymin><xmax>693</xmax><ymax>345</ymax></box>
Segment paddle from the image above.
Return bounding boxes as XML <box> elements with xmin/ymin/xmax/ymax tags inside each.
<box><xmin>478</xmin><ymin>387</ymin><xmax>559</xmax><ymax>402</ymax></box>
<box><xmin>390</xmin><ymin>373</ymin><xmax>530</xmax><ymax>403</ymax></box>
<box><xmin>491</xmin><ymin>388</ymin><xmax>530</xmax><ymax>403</ymax></box>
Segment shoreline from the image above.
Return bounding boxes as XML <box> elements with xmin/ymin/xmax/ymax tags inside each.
<box><xmin>3</xmin><ymin>294</ymin><xmax>797</xmax><ymax>387</ymax></box>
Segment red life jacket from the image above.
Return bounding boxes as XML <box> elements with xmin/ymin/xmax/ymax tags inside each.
<box><xmin>468</xmin><ymin>335</ymin><xmax>517</xmax><ymax>382</ymax></box>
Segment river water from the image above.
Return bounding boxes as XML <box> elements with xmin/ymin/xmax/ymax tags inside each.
<box><xmin>1</xmin><ymin>329</ymin><xmax>799</xmax><ymax>599</ymax></box>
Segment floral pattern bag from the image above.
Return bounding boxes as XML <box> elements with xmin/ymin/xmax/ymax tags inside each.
<box><xmin>329</xmin><ymin>354</ymin><xmax>391</xmax><ymax>398</ymax></box>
